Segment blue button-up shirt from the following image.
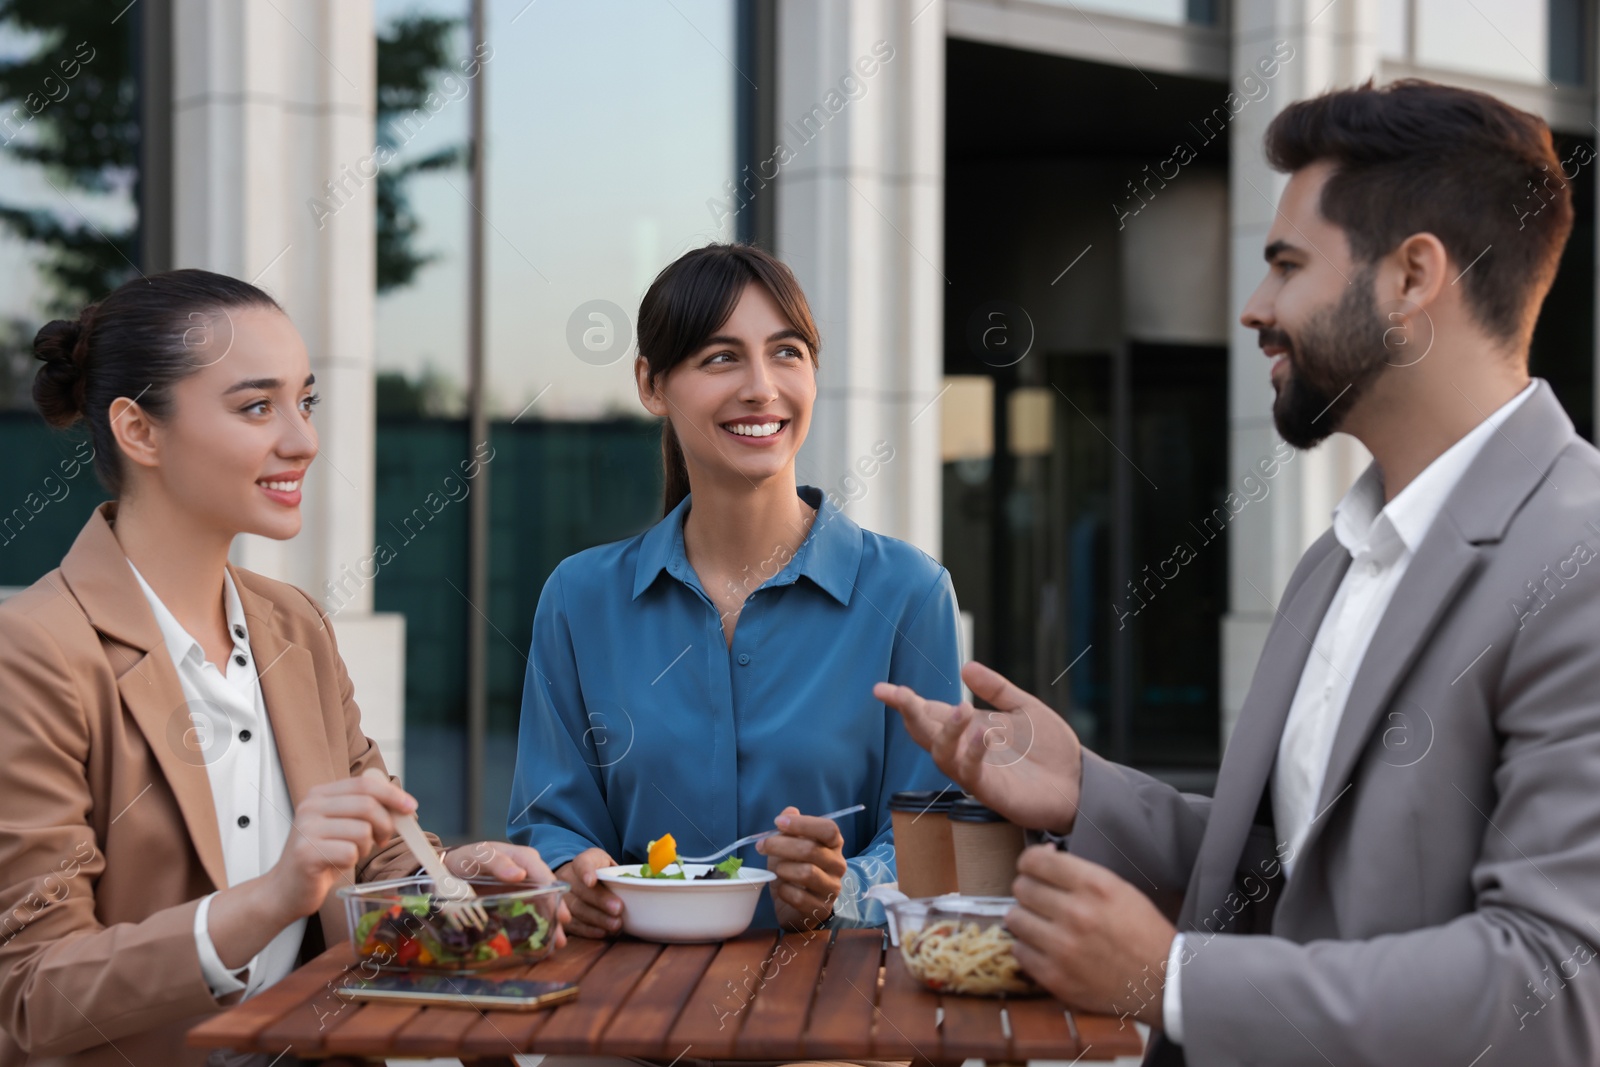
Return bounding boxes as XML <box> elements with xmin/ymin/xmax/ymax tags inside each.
<box><xmin>507</xmin><ymin>485</ymin><xmax>960</xmax><ymax>927</ymax></box>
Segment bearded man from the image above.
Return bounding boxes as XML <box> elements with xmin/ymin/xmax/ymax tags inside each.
<box><xmin>878</xmin><ymin>79</ymin><xmax>1600</xmax><ymax>1066</ymax></box>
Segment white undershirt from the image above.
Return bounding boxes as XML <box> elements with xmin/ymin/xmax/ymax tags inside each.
<box><xmin>128</xmin><ymin>562</ymin><xmax>303</xmax><ymax>1000</ymax></box>
<box><xmin>1162</xmin><ymin>381</ymin><xmax>1536</xmax><ymax>1043</ymax></box>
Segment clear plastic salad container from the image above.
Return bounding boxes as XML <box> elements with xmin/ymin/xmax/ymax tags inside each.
<box><xmin>338</xmin><ymin>876</ymin><xmax>567</xmax><ymax>972</ymax></box>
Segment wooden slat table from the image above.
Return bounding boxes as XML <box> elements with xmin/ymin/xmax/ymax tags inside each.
<box><xmin>189</xmin><ymin>930</ymin><xmax>1144</xmax><ymax>1065</ymax></box>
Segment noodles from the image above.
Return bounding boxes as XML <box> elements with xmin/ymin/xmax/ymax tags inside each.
<box><xmin>900</xmin><ymin>916</ymin><xmax>1039</xmax><ymax>995</ymax></box>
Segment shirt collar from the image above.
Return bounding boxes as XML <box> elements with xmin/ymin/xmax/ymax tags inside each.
<box><xmin>1331</xmin><ymin>380</ymin><xmax>1537</xmax><ymax>562</ymax></box>
<box><xmin>633</xmin><ymin>484</ymin><xmax>864</xmax><ymax>605</ymax></box>
<box><xmin>127</xmin><ymin>560</ymin><xmax>251</xmax><ymax>669</ymax></box>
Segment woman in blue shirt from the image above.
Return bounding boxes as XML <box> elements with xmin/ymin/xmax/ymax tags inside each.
<box><xmin>508</xmin><ymin>243</ymin><xmax>959</xmax><ymax>935</ymax></box>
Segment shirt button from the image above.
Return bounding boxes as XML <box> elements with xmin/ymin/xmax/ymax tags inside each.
<box><xmin>737</xmin><ymin>653</ymin><xmax>751</xmax><ymax>666</ymax></box>
<box><xmin>237</xmin><ymin>815</ymin><xmax>251</xmax><ymax>828</ymax></box>
<box><xmin>234</xmin><ymin>653</ymin><xmax>247</xmax><ymax>666</ymax></box>
<box><xmin>239</xmin><ymin>729</ymin><xmax>252</xmax><ymax>742</ymax></box>
<box><xmin>233</xmin><ymin>625</ymin><xmax>246</xmax><ymax>640</ymax></box>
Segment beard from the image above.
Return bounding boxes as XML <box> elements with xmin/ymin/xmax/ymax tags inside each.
<box><xmin>1268</xmin><ymin>264</ymin><xmax>1390</xmax><ymax>449</ymax></box>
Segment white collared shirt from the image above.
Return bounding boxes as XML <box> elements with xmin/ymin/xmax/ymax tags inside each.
<box><xmin>1163</xmin><ymin>381</ymin><xmax>1537</xmax><ymax>1043</ymax></box>
<box><xmin>128</xmin><ymin>561</ymin><xmax>303</xmax><ymax>1000</ymax></box>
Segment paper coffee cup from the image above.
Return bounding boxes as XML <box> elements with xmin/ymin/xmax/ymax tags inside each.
<box><xmin>889</xmin><ymin>789</ymin><xmax>962</xmax><ymax>897</ymax></box>
<box><xmin>948</xmin><ymin>797</ymin><xmax>1027</xmax><ymax>896</ymax></box>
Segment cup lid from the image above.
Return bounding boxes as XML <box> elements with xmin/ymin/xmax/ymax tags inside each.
<box><xmin>888</xmin><ymin>788</ymin><xmax>965</xmax><ymax>814</ymax></box>
<box><xmin>947</xmin><ymin>797</ymin><xmax>1010</xmax><ymax>823</ymax></box>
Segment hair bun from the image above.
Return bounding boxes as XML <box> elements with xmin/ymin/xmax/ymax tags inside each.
<box><xmin>32</xmin><ymin>306</ymin><xmax>96</xmax><ymax>428</ymax></box>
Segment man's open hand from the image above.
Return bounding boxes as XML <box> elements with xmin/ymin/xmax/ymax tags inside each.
<box><xmin>875</xmin><ymin>661</ymin><xmax>1083</xmax><ymax>833</ymax></box>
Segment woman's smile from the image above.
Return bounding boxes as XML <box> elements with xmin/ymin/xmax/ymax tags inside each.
<box><xmin>720</xmin><ymin>415</ymin><xmax>790</xmax><ymax>444</ymax></box>
<box><xmin>257</xmin><ymin>469</ymin><xmax>306</xmax><ymax>506</ymax></box>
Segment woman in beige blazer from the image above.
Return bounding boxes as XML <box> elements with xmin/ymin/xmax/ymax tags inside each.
<box><xmin>0</xmin><ymin>269</ymin><xmax>567</xmax><ymax>1066</ymax></box>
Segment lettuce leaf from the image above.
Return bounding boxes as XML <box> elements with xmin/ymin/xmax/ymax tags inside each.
<box><xmin>631</xmin><ymin>862</ymin><xmax>686</xmax><ymax>879</ymax></box>
<box><xmin>400</xmin><ymin>894</ymin><xmax>433</xmax><ymax>917</ymax></box>
<box><xmin>354</xmin><ymin>908</ymin><xmax>385</xmax><ymax>944</ymax></box>
<box><xmin>526</xmin><ymin>910</ymin><xmax>551</xmax><ymax>950</ymax></box>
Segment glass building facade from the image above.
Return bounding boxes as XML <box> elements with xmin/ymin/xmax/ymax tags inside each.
<box><xmin>0</xmin><ymin>0</ymin><xmax>1595</xmax><ymax>835</ymax></box>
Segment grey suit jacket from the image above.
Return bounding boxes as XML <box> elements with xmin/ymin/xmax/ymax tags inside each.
<box><xmin>1070</xmin><ymin>380</ymin><xmax>1600</xmax><ymax>1066</ymax></box>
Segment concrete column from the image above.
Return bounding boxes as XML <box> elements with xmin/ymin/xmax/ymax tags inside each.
<box><xmin>170</xmin><ymin>0</ymin><xmax>405</xmax><ymax>773</ymax></box>
<box><xmin>775</xmin><ymin>0</ymin><xmax>945</xmax><ymax>558</ymax></box>
<box><xmin>1221</xmin><ymin>0</ymin><xmax>1380</xmax><ymax>745</ymax></box>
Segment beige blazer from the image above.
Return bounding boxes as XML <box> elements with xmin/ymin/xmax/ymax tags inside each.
<box><xmin>0</xmin><ymin>502</ymin><xmax>434</xmax><ymax>1066</ymax></box>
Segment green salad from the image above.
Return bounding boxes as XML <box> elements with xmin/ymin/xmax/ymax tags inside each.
<box><xmin>626</xmin><ymin>856</ymin><xmax>745</xmax><ymax>880</ymax></box>
<box><xmin>352</xmin><ymin>893</ymin><xmax>552</xmax><ymax>970</ymax></box>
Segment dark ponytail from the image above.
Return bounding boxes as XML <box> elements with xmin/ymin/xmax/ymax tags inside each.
<box><xmin>659</xmin><ymin>417</ymin><xmax>693</xmax><ymax>522</ymax></box>
<box><xmin>32</xmin><ymin>269</ymin><xmax>282</xmax><ymax>494</ymax></box>
<box><xmin>636</xmin><ymin>243</ymin><xmax>820</xmax><ymax>516</ymax></box>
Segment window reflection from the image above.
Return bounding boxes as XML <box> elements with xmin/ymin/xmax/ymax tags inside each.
<box><xmin>372</xmin><ymin>0</ymin><xmax>739</xmax><ymax>837</ymax></box>
<box><xmin>484</xmin><ymin>0</ymin><xmax>736</xmax><ymax>420</ymax></box>
<box><xmin>1386</xmin><ymin>0</ymin><xmax>1588</xmax><ymax>87</ymax></box>
<box><xmin>1416</xmin><ymin>0</ymin><xmax>1548</xmax><ymax>83</ymax></box>
<box><xmin>476</xmin><ymin>0</ymin><xmax>737</xmax><ymax>833</ymax></box>
<box><xmin>0</xmin><ymin>10</ymin><xmax>130</xmax><ymax>584</ymax></box>
<box><xmin>374</xmin><ymin>0</ymin><xmax>471</xmax><ymax>417</ymax></box>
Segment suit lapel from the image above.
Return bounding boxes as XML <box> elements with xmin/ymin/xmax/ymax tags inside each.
<box><xmin>60</xmin><ymin>503</ymin><xmax>231</xmax><ymax>891</ymax></box>
<box><xmin>1183</xmin><ymin>380</ymin><xmax>1572</xmax><ymax>928</ymax></box>
<box><xmin>231</xmin><ymin>566</ymin><xmax>337</xmax><ymax>806</ymax></box>
<box><xmin>1186</xmin><ymin>539</ymin><xmax>1350</xmax><ymax>922</ymax></box>
<box><xmin>1291</xmin><ymin>381</ymin><xmax>1574</xmax><ymax>874</ymax></box>
<box><xmin>1291</xmin><ymin>532</ymin><xmax>1482</xmax><ymax>866</ymax></box>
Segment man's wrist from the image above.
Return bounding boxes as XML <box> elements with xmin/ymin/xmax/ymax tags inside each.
<box><xmin>1055</xmin><ymin>746</ymin><xmax>1085</xmax><ymax>836</ymax></box>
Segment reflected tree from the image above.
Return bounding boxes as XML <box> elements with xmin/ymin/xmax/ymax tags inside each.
<box><xmin>0</xmin><ymin>0</ymin><xmax>137</xmax><ymax>317</ymax></box>
<box><xmin>376</xmin><ymin>12</ymin><xmax>465</xmax><ymax>295</ymax></box>
<box><xmin>0</xmin><ymin>7</ymin><xmax>464</xmax><ymax>408</ymax></box>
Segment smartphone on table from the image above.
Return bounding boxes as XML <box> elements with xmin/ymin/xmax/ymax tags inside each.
<box><xmin>336</xmin><ymin>972</ymin><xmax>578</xmax><ymax>1011</ymax></box>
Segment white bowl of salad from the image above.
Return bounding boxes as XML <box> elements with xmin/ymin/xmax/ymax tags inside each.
<box><xmin>594</xmin><ymin>834</ymin><xmax>778</xmax><ymax>942</ymax></box>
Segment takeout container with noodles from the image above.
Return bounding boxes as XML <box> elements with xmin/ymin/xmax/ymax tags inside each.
<box><xmin>887</xmin><ymin>895</ymin><xmax>1042</xmax><ymax>996</ymax></box>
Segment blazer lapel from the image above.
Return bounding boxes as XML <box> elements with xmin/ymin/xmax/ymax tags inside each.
<box><xmin>1289</xmin><ymin>380</ymin><xmax>1574</xmax><ymax>879</ymax></box>
<box><xmin>115</xmin><ymin>652</ymin><xmax>233</xmax><ymax>891</ymax></box>
<box><xmin>60</xmin><ymin>503</ymin><xmax>231</xmax><ymax>891</ymax></box>
<box><xmin>1185</xmin><ymin>538</ymin><xmax>1350</xmax><ymax>923</ymax></box>
<box><xmin>1289</xmin><ymin>532</ymin><xmax>1483</xmax><ymax>872</ymax></box>
<box><xmin>230</xmin><ymin>567</ymin><xmax>338</xmax><ymax>807</ymax></box>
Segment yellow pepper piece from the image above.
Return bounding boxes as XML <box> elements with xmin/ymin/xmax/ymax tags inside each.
<box><xmin>648</xmin><ymin>833</ymin><xmax>678</xmax><ymax>873</ymax></box>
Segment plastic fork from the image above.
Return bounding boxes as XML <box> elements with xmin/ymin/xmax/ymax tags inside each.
<box><xmin>363</xmin><ymin>768</ymin><xmax>488</xmax><ymax>930</ymax></box>
<box><xmin>677</xmin><ymin>804</ymin><xmax>866</xmax><ymax>864</ymax></box>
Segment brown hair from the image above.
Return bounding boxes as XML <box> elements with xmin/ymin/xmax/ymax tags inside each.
<box><xmin>1264</xmin><ymin>78</ymin><xmax>1573</xmax><ymax>346</ymax></box>
<box><xmin>33</xmin><ymin>268</ymin><xmax>283</xmax><ymax>493</ymax></box>
<box><xmin>636</xmin><ymin>244</ymin><xmax>820</xmax><ymax>516</ymax></box>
